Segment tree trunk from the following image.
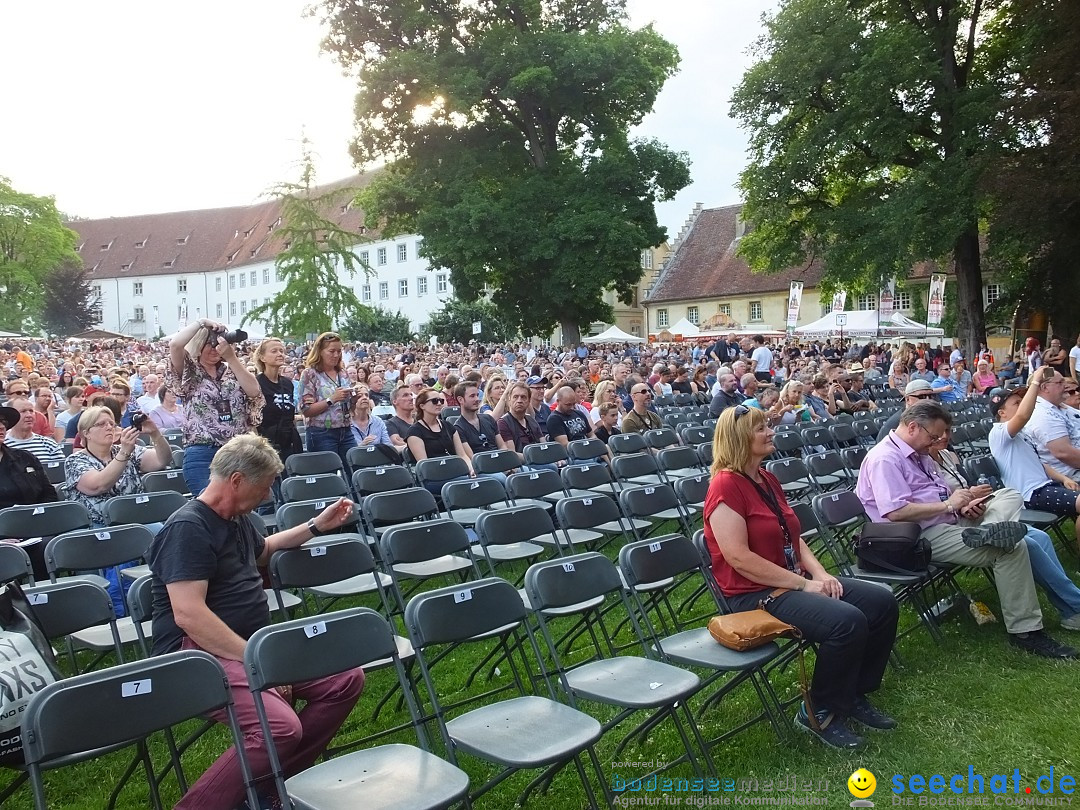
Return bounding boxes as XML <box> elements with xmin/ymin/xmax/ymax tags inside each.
<box><xmin>560</xmin><ymin>319</ymin><xmax>581</xmax><ymax>348</ymax></box>
<box><xmin>951</xmin><ymin>223</ymin><xmax>987</xmax><ymax>359</ymax></box>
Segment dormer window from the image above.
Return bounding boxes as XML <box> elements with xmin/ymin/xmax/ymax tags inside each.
<box><xmin>176</xmin><ymin>236</ymin><xmax>188</xmax><ymax>246</ymax></box>
<box><xmin>163</xmin><ymin>259</ymin><xmax>175</xmax><ymax>268</ymax></box>
<box><xmin>135</xmin><ymin>239</ymin><xmax>146</xmax><ymax>248</ymax></box>
<box><xmin>100</xmin><ymin>240</ymin><xmax>113</xmax><ymax>251</ymax></box>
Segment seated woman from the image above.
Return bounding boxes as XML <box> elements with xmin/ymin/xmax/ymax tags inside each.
<box><xmin>590</xmin><ymin>380</ymin><xmax>625</xmax><ymax>428</ymax></box>
<box><xmin>350</xmin><ymin>386</ymin><xmax>394</xmax><ymax>451</ymax></box>
<box><xmin>148</xmin><ymin>386</ymin><xmax>184</xmax><ymax>430</ymax></box>
<box><xmin>972</xmin><ymin>360</ymin><xmax>998</xmax><ymax>394</ymax></box>
<box><xmin>703</xmin><ymin>405</ymin><xmax>899</xmax><ymax>750</ymax></box>
<box><xmin>406</xmin><ymin>387</ymin><xmax>474</xmax><ymax>492</ymax></box>
<box><xmin>776</xmin><ymin>381</ymin><xmax>815</xmax><ymax>425</ymax></box>
<box><xmin>64</xmin><ymin>405</ymin><xmax>174</xmax><ymax>528</ymax></box>
<box><xmin>479</xmin><ymin>376</ymin><xmax>507</xmax><ymax>418</ymax></box>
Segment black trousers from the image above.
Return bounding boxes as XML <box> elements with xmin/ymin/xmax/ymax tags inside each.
<box><xmin>754</xmin><ymin>371</ymin><xmax>773</xmax><ymax>383</ymax></box>
<box><xmin>726</xmin><ymin>578</ymin><xmax>899</xmax><ymax>716</ymax></box>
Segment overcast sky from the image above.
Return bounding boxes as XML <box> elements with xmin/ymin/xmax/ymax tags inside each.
<box><xmin>1</xmin><ymin>0</ymin><xmax>776</xmax><ymax>237</ymax></box>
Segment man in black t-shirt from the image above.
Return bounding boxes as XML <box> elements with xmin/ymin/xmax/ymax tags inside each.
<box><xmin>147</xmin><ymin>434</ymin><xmax>362</xmax><ymax>810</ymax></box>
<box><xmin>546</xmin><ymin>386</ymin><xmax>596</xmax><ymax>446</ymax></box>
<box><xmin>454</xmin><ymin>381</ymin><xmax>508</xmax><ymax>457</ymax></box>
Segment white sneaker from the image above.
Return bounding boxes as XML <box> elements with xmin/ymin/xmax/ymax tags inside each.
<box><xmin>1059</xmin><ymin>614</ymin><xmax>1080</xmax><ymax>631</ymax></box>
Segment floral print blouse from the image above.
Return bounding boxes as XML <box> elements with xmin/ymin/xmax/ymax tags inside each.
<box><xmin>166</xmin><ymin>355</ymin><xmax>264</xmax><ymax>447</ymax></box>
<box><xmin>64</xmin><ymin>445</ymin><xmax>147</xmax><ymax>527</ymax></box>
<box><xmin>300</xmin><ymin>367</ymin><xmax>354</xmax><ymax>430</ymax></box>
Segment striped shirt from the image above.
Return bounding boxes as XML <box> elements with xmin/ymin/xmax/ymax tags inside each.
<box><xmin>4</xmin><ymin>433</ymin><xmax>65</xmax><ymax>466</ymax></box>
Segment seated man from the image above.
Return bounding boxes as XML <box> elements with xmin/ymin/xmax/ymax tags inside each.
<box><xmin>876</xmin><ymin>379</ymin><xmax>939</xmax><ymax>442</ymax></box>
<box><xmin>990</xmin><ymin>379</ymin><xmax>1080</xmax><ymax>552</ymax></box>
<box><xmin>708</xmin><ymin>373</ymin><xmax>747</xmax><ymax>418</ymax></box>
<box><xmin>1024</xmin><ymin>371</ymin><xmax>1080</xmax><ymax>483</ymax></box>
<box><xmin>931</xmin><ymin>365</ymin><xmax>962</xmax><ymax>403</ymax></box>
<box><xmin>3</xmin><ymin>397</ymin><xmax>64</xmax><ymax>466</ymax></box>
<box><xmin>148</xmin><ymin>434</ymin><xmax>364</xmax><ymax>809</ymax></box>
<box><xmin>856</xmin><ymin>400</ymin><xmax>1076</xmax><ymax>658</ymax></box>
<box><xmin>621</xmin><ymin>384</ymin><xmax>663</xmax><ymax>433</ymax></box>
<box><xmin>546</xmin><ymin>386</ymin><xmax>597</xmax><ymax>450</ymax></box>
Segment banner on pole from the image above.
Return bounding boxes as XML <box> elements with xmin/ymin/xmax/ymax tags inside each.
<box><xmin>786</xmin><ymin>281</ymin><xmax>804</xmax><ymax>332</ymax></box>
<box><xmin>831</xmin><ymin>290</ymin><xmax>847</xmax><ymax>313</ymax></box>
<box><xmin>927</xmin><ymin>274</ymin><xmax>946</xmax><ymax>326</ymax></box>
<box><xmin>879</xmin><ymin>279</ymin><xmax>896</xmax><ymax>321</ymax></box>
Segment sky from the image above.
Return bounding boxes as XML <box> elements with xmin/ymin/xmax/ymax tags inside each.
<box><xmin>1</xmin><ymin>0</ymin><xmax>777</xmax><ymax>237</ymax></box>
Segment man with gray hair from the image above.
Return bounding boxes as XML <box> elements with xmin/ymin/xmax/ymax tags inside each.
<box><xmin>148</xmin><ymin>433</ymin><xmax>364</xmax><ymax>808</ymax></box>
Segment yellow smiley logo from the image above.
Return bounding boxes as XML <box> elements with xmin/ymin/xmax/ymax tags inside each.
<box><xmin>848</xmin><ymin>768</ymin><xmax>877</xmax><ymax>798</ymax></box>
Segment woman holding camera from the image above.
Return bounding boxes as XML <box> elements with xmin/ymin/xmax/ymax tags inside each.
<box><xmin>703</xmin><ymin>405</ymin><xmax>899</xmax><ymax>750</ymax></box>
<box><xmin>167</xmin><ymin>318</ymin><xmax>264</xmax><ymax>496</ymax></box>
<box><xmin>299</xmin><ymin>332</ymin><xmax>357</xmax><ymax>469</ymax></box>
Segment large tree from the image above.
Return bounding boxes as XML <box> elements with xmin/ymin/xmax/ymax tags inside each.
<box><xmin>40</xmin><ymin>260</ymin><xmax>102</xmax><ymax>337</ymax></box>
<box><xmin>0</xmin><ymin>177</ymin><xmax>81</xmax><ymax>332</ymax></box>
<box><xmin>314</xmin><ymin>0</ymin><xmax>690</xmax><ymax>346</ymax></box>
<box><xmin>422</xmin><ymin>296</ymin><xmax>518</xmax><ymax>345</ymax></box>
<box><xmin>244</xmin><ymin>147</ymin><xmax>368</xmax><ymax>337</ymax></box>
<box><xmin>730</xmin><ymin>0</ymin><xmax>1008</xmax><ymax>352</ymax></box>
<box><xmin>339</xmin><ymin>304</ymin><xmax>414</xmax><ymax>344</ymax></box>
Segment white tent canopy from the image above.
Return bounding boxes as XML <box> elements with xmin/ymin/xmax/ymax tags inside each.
<box><xmin>582</xmin><ymin>325</ymin><xmax>646</xmax><ymax>343</ymax></box>
<box><xmin>667</xmin><ymin>318</ymin><xmax>699</xmax><ymax>337</ymax></box>
<box><xmin>794</xmin><ymin>310</ymin><xmax>943</xmax><ymax>339</ymax></box>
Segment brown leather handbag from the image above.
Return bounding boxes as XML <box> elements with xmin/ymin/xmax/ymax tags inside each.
<box><xmin>707</xmin><ymin>609</ymin><xmax>799</xmax><ymax>651</ymax></box>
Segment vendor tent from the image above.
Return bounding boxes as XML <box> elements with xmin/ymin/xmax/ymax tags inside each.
<box><xmin>794</xmin><ymin>310</ymin><xmax>943</xmax><ymax>339</ymax></box>
<box><xmin>582</xmin><ymin>325</ymin><xmax>646</xmax><ymax>343</ymax></box>
<box><xmin>667</xmin><ymin>318</ymin><xmax>700</xmax><ymax>337</ymax></box>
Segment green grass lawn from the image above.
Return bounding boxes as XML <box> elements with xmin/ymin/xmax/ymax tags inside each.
<box><xmin>6</xmin><ymin>525</ymin><xmax>1080</xmax><ymax>810</ymax></box>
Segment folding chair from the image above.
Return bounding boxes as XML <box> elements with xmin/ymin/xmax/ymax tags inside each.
<box><xmin>473</xmin><ymin>505</ymin><xmax>554</xmax><ymax>579</ymax></box>
<box><xmin>471</xmin><ymin>448</ymin><xmax>523</xmax><ymax>477</ymax></box>
<box><xmin>522</xmin><ymin>442</ymin><xmax>569</xmax><ymax>469</ymax></box>
<box><xmin>853</xmin><ymin>420</ymin><xmax>879</xmax><ymax>447</ymax></box>
<box><xmin>696</xmin><ymin>441</ymin><xmax>713</xmax><ymax>468</ymax></box>
<box><xmin>267</xmin><ymin>534</ymin><xmax>394</xmax><ymax>616</ymax></box>
<box><xmin>765</xmin><ymin>458</ymin><xmax>816</xmax><ymax>500</ymax></box>
<box><xmin>141</xmin><ymin>469</ymin><xmax>191</xmax><ymax>496</ymax></box>
<box><xmin>21</xmin><ymin>650</ymin><xmax>255</xmax><ymax>810</ymax></box>
<box><xmin>361</xmin><ymin>487</ymin><xmax>441</xmax><ymax>541</ymax></box>
<box><xmin>0</xmin><ymin>502</ymin><xmax>90</xmax><ymax>551</ymax></box>
<box><xmin>656</xmin><ymin>445</ymin><xmax>704</xmax><ymax>481</ymax></box>
<box><xmin>379</xmin><ymin>519</ymin><xmax>478</xmax><ymax>614</ymax></box>
<box><xmin>555</xmin><ymin>495</ymin><xmax>635</xmax><ymax>552</ymax></box>
<box><xmin>560</xmin><ymin>462</ymin><xmax>619</xmax><ymax>498</ymax></box>
<box><xmin>441</xmin><ymin>477</ymin><xmax>513</xmax><ymax>526</ymax></box>
<box><xmin>352</xmin><ymin>465</ymin><xmax>417</xmax><ymax>499</ymax></box>
<box><xmin>347</xmin><ymin>442</ymin><xmax>401</xmax><ymax>472</ymax></box>
<box><xmin>827</xmin><ymin>422</ymin><xmax>860</xmax><ymax>450</ymax></box>
<box><xmin>963</xmin><ymin>456</ymin><xmax>1068</xmax><ymax>546</ymax></box>
<box><xmin>618</xmin><ymin>483</ymin><xmax>694</xmax><ymax>541</ymax></box>
<box><xmin>567</xmin><ymin>438</ymin><xmax>608</xmax><ymax>465</ymax></box>
<box><xmin>280</xmin><ymin>473</ymin><xmax>351</xmax><ymax>504</ymax></box>
<box><xmin>0</xmin><ymin>543</ymin><xmax>33</xmax><ymax>585</ymax></box>
<box><xmin>679</xmin><ymin>425</ymin><xmax>713</xmax><ymax>446</ymax></box>
<box><xmin>643</xmin><ymin>428</ymin><xmax>680</xmax><ymax>452</ymax></box>
<box><xmin>284</xmin><ymin>450</ymin><xmax>345</xmax><ymax>479</ymax></box>
<box><xmin>610</xmin><ymin>452</ymin><xmax>666</xmax><ymax>488</ymax></box>
<box><xmin>770</xmin><ymin>431</ymin><xmax>804</xmax><ymax>459</ymax></box>
<box><xmin>505</xmin><ymin>467</ymin><xmax>566</xmax><ymax>512</ymax></box>
<box><xmin>404</xmin><ymin>578</ymin><xmax>610</xmax><ymax>808</ymax></box>
<box><xmin>105</xmin><ymin>490</ymin><xmax>187</xmax><ymax>527</ymax></box>
<box><xmin>804</xmin><ymin>451</ymin><xmax>849</xmax><ymax>491</ymax></box>
<box><xmin>23</xmin><ymin>579</ymin><xmax>125</xmax><ymax>674</ymax></box>
<box><xmin>840</xmin><ymin>445</ymin><xmax>868</xmax><ymax>474</ymax></box>
<box><xmin>244</xmin><ymin>608</ymin><xmax>469</xmax><ymax>810</ymax></box>
<box><xmin>41</xmin><ymin>460</ymin><xmax>65</xmax><ymax>485</ymax></box>
<box><xmin>673</xmin><ymin>473</ymin><xmax>710</xmax><ymax>516</ymax></box>
<box><xmin>415</xmin><ymin>456</ymin><xmax>472</xmax><ymax>501</ymax></box>
<box><xmin>607</xmin><ymin>432</ymin><xmax>648</xmax><ymax>456</ymax></box>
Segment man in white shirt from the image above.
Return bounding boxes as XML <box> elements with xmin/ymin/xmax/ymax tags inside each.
<box><xmin>136</xmin><ymin>373</ymin><xmax>162</xmax><ymax>414</ymax></box>
<box><xmin>1070</xmin><ymin>334</ymin><xmax>1080</xmax><ymax>383</ymax></box>
<box><xmin>1023</xmin><ymin>371</ymin><xmax>1080</xmax><ymax>483</ymax></box>
<box><xmin>750</xmin><ymin>334</ymin><xmax>773</xmax><ymax>383</ymax></box>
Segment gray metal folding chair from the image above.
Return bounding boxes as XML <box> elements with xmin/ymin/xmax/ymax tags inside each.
<box><xmin>23</xmin><ymin>578</ymin><xmax>125</xmax><ymax>674</ymax></box>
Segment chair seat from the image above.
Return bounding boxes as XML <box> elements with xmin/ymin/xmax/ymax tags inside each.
<box><xmin>285</xmin><ymin>743</ymin><xmax>469</xmax><ymax>810</ymax></box>
<box><xmin>617</xmin><ymin>570</ymin><xmax>674</xmax><ymax>593</ymax></box>
<box><xmin>473</xmin><ymin>542</ymin><xmax>546</xmax><ymax>563</ymax></box>
<box><xmin>1019</xmin><ymin>508</ymin><xmax>1059</xmax><ymax>526</ymax></box>
<box><xmin>662</xmin><ymin>469</ymin><xmax>700</xmax><ymax>480</ymax></box>
<box><xmin>656</xmin><ymin>628</ymin><xmax>781</xmax><ymax>671</ymax></box>
<box><xmin>308</xmin><ymin>572</ymin><xmax>394</xmax><ymax>598</ymax></box>
<box><xmin>779</xmin><ymin>481</ymin><xmax>811</xmax><ymax>494</ymax></box>
<box><xmin>566</xmin><ymin>656</ymin><xmax>701</xmax><ymax>709</ymax></box>
<box><xmin>518</xmin><ymin>589</ymin><xmax>605</xmax><ymax>615</ymax></box>
<box><xmin>393</xmin><ymin>555</ymin><xmax>473</xmax><ymax>580</ymax></box>
<box><xmin>626</xmin><ymin>475</ymin><xmax>665</xmax><ymax>486</ymax></box>
<box><xmin>640</xmin><ymin>508</ymin><xmax>685</xmax><ymax>522</ymax></box>
<box><xmin>71</xmin><ymin>617</ymin><xmax>151</xmax><ymax>651</ymax></box>
<box><xmin>563</xmin><ymin>528</ymin><xmax>605</xmax><ymax>547</ymax></box>
<box><xmin>362</xmin><ymin>635</ymin><xmax>416</xmax><ymax>672</ymax></box>
<box><xmin>446</xmin><ymin>695</ymin><xmax>601</xmax><ymax>768</ymax></box>
<box><xmin>812</xmin><ymin>474</ymin><xmax>842</xmax><ymax>486</ymax></box>
<box><xmin>119</xmin><ymin>564</ymin><xmax>151</xmax><ymax>582</ymax></box>
<box><xmin>507</xmin><ymin>497</ymin><xmax>552</xmax><ymax>512</ymax></box>
<box><xmin>266</xmin><ymin>589</ymin><xmax>304</xmax><ymax>613</ymax></box>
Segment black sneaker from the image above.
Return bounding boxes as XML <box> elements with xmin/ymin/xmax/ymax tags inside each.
<box><xmin>794</xmin><ymin>702</ymin><xmax>866</xmax><ymax>750</ymax></box>
<box><xmin>849</xmin><ymin>696</ymin><xmax>898</xmax><ymax>730</ymax></box>
<box><xmin>1009</xmin><ymin>630</ymin><xmax>1080</xmax><ymax>659</ymax></box>
<box><xmin>961</xmin><ymin>522</ymin><xmax>1026</xmax><ymax>551</ymax></box>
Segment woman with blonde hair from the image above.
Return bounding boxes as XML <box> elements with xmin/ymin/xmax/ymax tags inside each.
<box><xmin>590</xmin><ymin>379</ymin><xmax>625</xmax><ymax>427</ymax></box>
<box><xmin>167</xmin><ymin>318</ymin><xmax>264</xmax><ymax>496</ymax></box>
<box><xmin>480</xmin><ymin>375</ymin><xmax>508</xmax><ymax>418</ymax></box>
<box><xmin>777</xmin><ymin>380</ymin><xmax>814</xmax><ymax>424</ymax></box>
<box><xmin>299</xmin><ymin>332</ymin><xmax>357</xmax><ymax>469</ymax></box>
<box><xmin>888</xmin><ymin>360</ymin><xmax>909</xmax><ymax>392</ymax></box>
<box><xmin>702</xmin><ymin>405</ymin><xmax>898</xmax><ymax>750</ymax></box>
<box><xmin>254</xmin><ymin>338</ymin><xmax>303</xmax><ymax>464</ymax></box>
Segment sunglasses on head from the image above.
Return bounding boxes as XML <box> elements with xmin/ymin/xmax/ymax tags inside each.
<box><xmin>733</xmin><ymin>405</ymin><xmax>750</xmax><ymax>419</ymax></box>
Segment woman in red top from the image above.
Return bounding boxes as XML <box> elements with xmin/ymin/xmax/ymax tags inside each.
<box><xmin>703</xmin><ymin>405</ymin><xmax>899</xmax><ymax>750</ymax></box>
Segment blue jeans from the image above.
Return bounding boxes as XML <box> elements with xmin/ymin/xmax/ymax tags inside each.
<box><xmin>306</xmin><ymin>426</ymin><xmax>356</xmax><ymax>473</ymax></box>
<box><xmin>183</xmin><ymin>444</ymin><xmax>220</xmax><ymax>497</ymax></box>
<box><xmin>1024</xmin><ymin>527</ymin><xmax>1080</xmax><ymax>618</ymax></box>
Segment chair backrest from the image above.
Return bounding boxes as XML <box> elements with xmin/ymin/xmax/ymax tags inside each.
<box><xmin>405</xmin><ymin>577</ymin><xmax>526</xmax><ymax>648</ymax></box>
<box><xmin>522</xmin><ymin>442</ymin><xmax>568</xmax><ymax>467</ymax></box>
<box><xmin>280</xmin><ymin>473</ymin><xmax>350</xmax><ymax>504</ymax></box>
<box><xmin>673</xmin><ymin>473</ymin><xmax>709</xmax><ymax>507</ymax></box>
<box><xmin>771</xmin><ymin>432</ymin><xmax>803</xmax><ymax>457</ymax></box>
<box><xmin>811</xmin><ymin>490</ymin><xmax>867</xmax><ymax>527</ymax></box>
<box><xmin>41</xmin><ymin>459</ymin><xmax>66</xmax><ymax>485</ymax></box>
<box><xmin>560</xmin><ymin>461</ymin><xmax>615</xmax><ymax>492</ymax></box>
<box><xmin>840</xmin><ymin>446</ymin><xmax>868</xmax><ymax>471</ymax></box>
<box><xmin>789</xmin><ymin>501</ymin><xmax>820</xmax><ymax>537</ymax></box>
<box><xmin>351</xmin><ymin>465</ymin><xmax>416</xmax><ymax>497</ymax></box>
<box><xmin>276</xmin><ymin>498</ymin><xmax>360</xmax><ymax>532</ymax></box>
<box><xmin>506</xmin><ymin>468</ymin><xmax>565</xmax><ymax>501</ymax></box>
<box><xmin>618</xmin><ymin>533</ymin><xmax>703</xmax><ymax>588</ymax></box>
<box><xmin>440</xmin><ymin>406</ymin><xmax>461</xmax><ymax>420</ymax></box>
<box><xmin>347</xmin><ymin>443</ymin><xmax>400</xmax><ymax>471</ymax></box>
<box><xmin>963</xmin><ymin>455</ymin><xmax>1002</xmax><ymax>488</ymax></box>
<box><xmin>607</xmin><ymin>432</ymin><xmax>647</xmax><ymax>456</ymax></box>
<box><xmin>141</xmin><ymin>469</ymin><xmax>191</xmax><ymax>496</ymax></box>
<box><xmin>554</xmin><ymin>493</ymin><xmax>623</xmax><ymax>531</ymax></box>
<box><xmin>567</xmin><ymin>438</ymin><xmax>608</xmax><ymax>462</ymax></box>
<box><xmin>0</xmin><ymin>543</ymin><xmax>33</xmax><ymax>585</ymax></box>
<box><xmin>474</xmin><ymin>505</ymin><xmax>560</xmax><ymax>550</ymax></box>
<box><xmin>284</xmin><ymin>451</ymin><xmax>344</xmax><ymax>479</ymax></box>
<box><xmin>105</xmin><ymin>490</ymin><xmax>187</xmax><ymax>526</ymax></box>
<box><xmin>828</xmin><ymin>423</ymin><xmax>859</xmax><ymax>447</ymax></box>
<box><xmin>610</xmin><ymin>452</ymin><xmax>661</xmax><ymax>483</ymax></box>
<box><xmin>380</xmin><ymin>519</ymin><xmax>473</xmax><ymax>566</ymax></box>
<box><xmin>524</xmin><ymin>552</ymin><xmax>623</xmax><ymax>611</ymax></box>
<box><xmin>0</xmin><ymin>502</ymin><xmax>90</xmax><ymax>540</ymax></box>
<box><xmin>45</xmin><ymin>524</ymin><xmax>155</xmax><ymax>576</ymax></box>
<box><xmin>805</xmin><ymin>451</ymin><xmax>846</xmax><ymax>480</ymax></box>
<box><xmin>269</xmin><ymin>535</ymin><xmax>376</xmax><ymax>590</ymax></box>
<box><xmin>657</xmin><ymin>445</ymin><xmax>701</xmax><ymax>474</ymax></box>
<box><xmin>800</xmin><ymin>426</ymin><xmax>831</xmax><ymax>448</ymax></box>
<box><xmin>618</xmin><ymin>483</ymin><xmax>688</xmax><ymax>529</ymax></box>
<box><xmin>679</xmin><ymin>425</ymin><xmax>712</xmax><ymax>446</ymax></box>
<box><xmin>471</xmin><ymin>449</ymin><xmax>520</xmax><ymax>475</ymax></box>
<box><xmin>415</xmin><ymin>456</ymin><xmax>471</xmax><ymax>486</ymax></box>
<box><xmin>362</xmin><ymin>487</ymin><xmax>439</xmax><ymax>529</ymax></box>
<box><xmin>696</xmin><ymin>442</ymin><xmax>713</xmax><ymax>468</ymax></box>
<box><xmin>644</xmin><ymin>428</ymin><xmax>679</xmax><ymax>451</ymax></box>
<box><xmin>23</xmin><ymin>579</ymin><xmax>119</xmax><ymax>641</ymax></box>
<box><xmin>765</xmin><ymin>457</ymin><xmax>811</xmax><ymax>485</ymax></box>
<box><xmin>653</xmin><ymin>395</ymin><xmax>674</xmax><ymax>408</ymax></box>
<box><xmin>441</xmin><ymin>478</ymin><xmax>510</xmax><ymax>517</ymax></box>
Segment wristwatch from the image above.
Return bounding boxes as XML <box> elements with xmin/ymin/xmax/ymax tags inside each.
<box><xmin>306</xmin><ymin>518</ymin><xmax>323</xmax><ymax>537</ymax></box>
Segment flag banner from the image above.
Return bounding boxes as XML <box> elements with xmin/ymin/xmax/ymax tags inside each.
<box><xmin>831</xmin><ymin>290</ymin><xmax>847</xmax><ymax>313</ymax></box>
<box><xmin>879</xmin><ymin>279</ymin><xmax>896</xmax><ymax>320</ymax></box>
<box><xmin>927</xmin><ymin>274</ymin><xmax>946</xmax><ymax>325</ymax></box>
<box><xmin>786</xmin><ymin>281</ymin><xmax>804</xmax><ymax>332</ymax></box>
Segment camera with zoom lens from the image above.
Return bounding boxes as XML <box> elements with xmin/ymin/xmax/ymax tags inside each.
<box><xmin>131</xmin><ymin>412</ymin><xmax>147</xmax><ymax>428</ymax></box>
<box><xmin>217</xmin><ymin>328</ymin><xmax>248</xmax><ymax>344</ymax></box>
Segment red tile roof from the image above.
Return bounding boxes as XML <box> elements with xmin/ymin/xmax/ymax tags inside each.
<box><xmin>67</xmin><ymin>172</ymin><xmax>377</xmax><ymax>282</ymax></box>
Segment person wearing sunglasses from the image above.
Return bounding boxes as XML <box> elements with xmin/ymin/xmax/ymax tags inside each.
<box><xmin>406</xmin><ymin>387</ymin><xmax>474</xmax><ymax>490</ymax></box>
<box><xmin>704</xmin><ymin>404</ymin><xmax>899</xmax><ymax>750</ymax></box>
<box><xmin>875</xmin><ymin>379</ymin><xmax>940</xmax><ymax>442</ymax></box>
<box><xmin>622</xmin><ymin>385</ymin><xmax>663</xmax><ymax>434</ymax></box>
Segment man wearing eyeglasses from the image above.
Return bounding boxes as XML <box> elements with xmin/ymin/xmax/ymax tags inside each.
<box><xmin>875</xmin><ymin>379</ymin><xmax>939</xmax><ymax>442</ymax></box>
<box><xmin>622</xmin><ymin>386</ymin><xmax>663</xmax><ymax>434</ymax></box>
<box><xmin>1024</xmin><ymin>371</ymin><xmax>1080</xmax><ymax>484</ymax></box>
<box><xmin>857</xmin><ymin>400</ymin><xmax>1077</xmax><ymax>658</ymax></box>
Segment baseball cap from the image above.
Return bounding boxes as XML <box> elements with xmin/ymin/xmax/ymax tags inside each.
<box><xmin>904</xmin><ymin>379</ymin><xmax>934</xmax><ymax>397</ymax></box>
<box><xmin>989</xmin><ymin>386</ymin><xmax>1025</xmax><ymax>418</ymax></box>
<box><xmin>526</xmin><ymin>376</ymin><xmax>549</xmax><ymax>387</ymax></box>
<box><xmin>82</xmin><ymin>384</ymin><xmax>106</xmax><ymax>400</ymax></box>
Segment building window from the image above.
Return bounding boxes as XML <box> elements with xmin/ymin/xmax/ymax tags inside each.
<box><xmin>378</xmin><ymin>281</ymin><xmax>389</xmax><ymax>300</ymax></box>
<box><xmin>176</xmin><ymin>236</ymin><xmax>188</xmax><ymax>245</ymax></box>
<box><xmin>133</xmin><ymin>307</ymin><xmax>144</xmax><ymax>322</ymax></box>
<box><xmin>360</xmin><ymin>250</ymin><xmax>369</xmax><ymax>265</ymax></box>
<box><xmin>398</xmin><ymin>279</ymin><xmax>409</xmax><ymax>297</ymax></box>
<box><xmin>229</xmin><ymin>275</ymin><xmax>236</xmax><ymax>289</ymax></box>
<box><xmin>162</xmin><ymin>259</ymin><xmax>174</xmax><ymax>268</ymax></box>
<box><xmin>657</xmin><ymin>309</ymin><xmax>669</xmax><ymax>328</ymax></box>
<box><xmin>436</xmin><ymin>274</ymin><xmax>448</xmax><ymax>293</ymax></box>
<box><xmin>984</xmin><ymin>284</ymin><xmax>1002</xmax><ymax>307</ymax></box>
<box><xmin>230</xmin><ymin>301</ymin><xmax>237</xmax><ymax>316</ymax></box>
<box><xmin>132</xmin><ymin>282</ymin><xmax>143</xmax><ymax>296</ymax></box>
<box><xmin>895</xmin><ymin>291</ymin><xmax>912</xmax><ymax>311</ymax></box>
<box><xmin>857</xmin><ymin>293</ymin><xmax>876</xmax><ymax>311</ymax></box>
<box><xmin>177</xmin><ymin>279</ymin><xmax>188</xmax><ymax>293</ymax></box>
<box><xmin>417</xmin><ymin>276</ymin><xmax>428</xmax><ymax>296</ymax></box>
<box><xmin>263</xmin><ymin>298</ymin><xmax>269</xmax><ymax>306</ymax></box>
<box><xmin>718</xmin><ymin>304</ymin><xmax>731</xmax><ymax>317</ymax></box>
<box><xmin>687</xmin><ymin>306</ymin><xmax>699</xmax><ymax>325</ymax></box>
<box><xmin>377</xmin><ymin>247</ymin><xmax>387</xmax><ymax>266</ymax></box>
<box><xmin>362</xmin><ymin>284</ymin><xmax>371</xmax><ymax>302</ymax></box>
<box><xmin>240</xmin><ymin>300</ymin><xmax>248</xmax><ymax>315</ymax></box>
<box><xmin>249</xmin><ymin>271</ymin><xmax>257</xmax><ymax>287</ymax></box>
<box><xmin>397</xmin><ymin>243</ymin><xmax>408</xmax><ymax>262</ymax></box>
<box><xmin>641</xmin><ymin>250</ymin><xmax>653</xmax><ymax>270</ymax></box>
<box><xmin>239</xmin><ymin>273</ymin><xmax>246</xmax><ymax>288</ymax></box>
<box><xmin>215</xmin><ymin>277</ymin><xmax>222</xmax><ymax>292</ymax></box>
<box><xmin>821</xmin><ymin>302</ymin><xmax>832</xmax><ymax>317</ymax></box>
<box><xmin>749</xmin><ymin>301</ymin><xmax>763</xmax><ymax>322</ymax></box>
<box><xmin>263</xmin><ymin>268</ymin><xmax>270</xmax><ymax>284</ymax></box>
<box><xmin>135</xmin><ymin>239</ymin><xmax>145</xmax><ymax>249</ymax></box>
<box><xmin>215</xmin><ymin>303</ymin><xmax>222</xmax><ymax>317</ymax></box>
<box><xmin>91</xmin><ymin>284</ymin><xmax>101</xmax><ymax>299</ymax></box>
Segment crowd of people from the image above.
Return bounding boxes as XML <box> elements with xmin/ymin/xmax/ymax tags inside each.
<box><xmin>3</xmin><ymin>324</ymin><xmax>1080</xmax><ymax>796</ymax></box>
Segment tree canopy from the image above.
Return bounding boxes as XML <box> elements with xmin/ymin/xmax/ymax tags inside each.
<box><xmin>0</xmin><ymin>177</ymin><xmax>81</xmax><ymax>332</ymax></box>
<box><xmin>314</xmin><ymin>0</ymin><xmax>690</xmax><ymax>345</ymax></box>
<box><xmin>40</xmin><ymin>261</ymin><xmax>102</xmax><ymax>337</ymax></box>
<box><xmin>422</xmin><ymin>296</ymin><xmax>518</xmax><ymax>345</ymax></box>
<box><xmin>730</xmin><ymin>0</ymin><xmax>1011</xmax><ymax>352</ymax></box>
<box><xmin>339</xmin><ymin>304</ymin><xmax>414</xmax><ymax>344</ymax></box>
